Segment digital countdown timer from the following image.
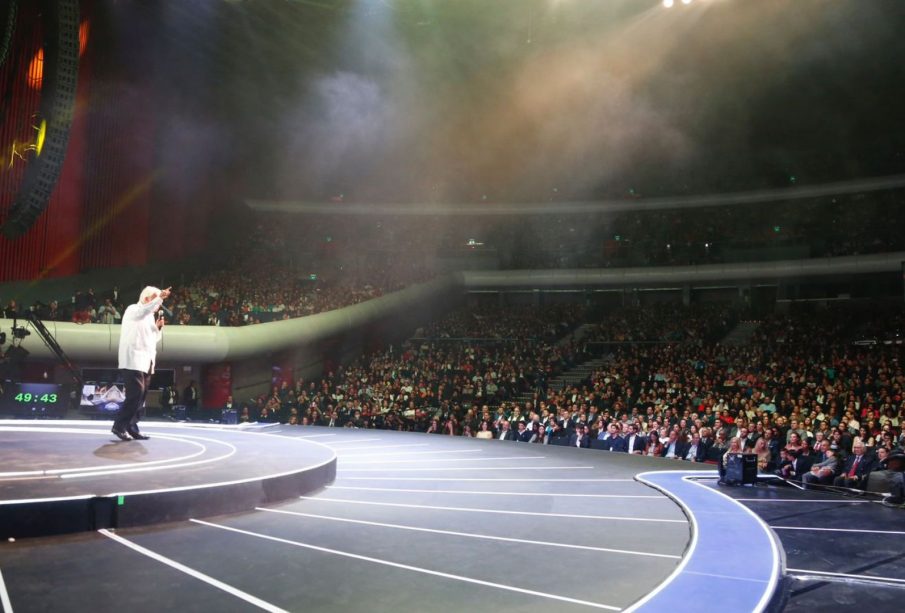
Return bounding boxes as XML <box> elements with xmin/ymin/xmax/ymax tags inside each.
<box><xmin>13</xmin><ymin>392</ymin><xmax>59</xmax><ymax>403</ymax></box>
<box><xmin>0</xmin><ymin>382</ymin><xmax>68</xmax><ymax>417</ymax></box>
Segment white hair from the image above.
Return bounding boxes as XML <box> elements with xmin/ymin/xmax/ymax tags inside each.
<box><xmin>138</xmin><ymin>286</ymin><xmax>161</xmax><ymax>304</ymax></box>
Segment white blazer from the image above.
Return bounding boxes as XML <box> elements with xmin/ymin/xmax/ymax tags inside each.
<box><xmin>118</xmin><ymin>296</ymin><xmax>163</xmax><ymax>373</ymax></box>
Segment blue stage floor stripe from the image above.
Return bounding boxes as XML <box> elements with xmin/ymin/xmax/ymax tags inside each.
<box><xmin>626</xmin><ymin>471</ymin><xmax>782</xmax><ymax>613</ymax></box>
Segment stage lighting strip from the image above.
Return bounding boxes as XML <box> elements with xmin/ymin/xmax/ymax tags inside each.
<box><xmin>0</xmin><ymin>425</ymin><xmax>207</xmax><ymax>478</ymax></box>
<box><xmin>625</xmin><ymin>471</ymin><xmax>781</xmax><ymax>613</ymax></box>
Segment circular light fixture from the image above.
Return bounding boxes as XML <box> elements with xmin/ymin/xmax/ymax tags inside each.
<box><xmin>663</xmin><ymin>0</ymin><xmax>675</xmax><ymax>7</ymax></box>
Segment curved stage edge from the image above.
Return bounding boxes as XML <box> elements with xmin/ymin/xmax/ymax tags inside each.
<box><xmin>0</xmin><ymin>421</ymin><xmax>338</xmax><ymax>538</ymax></box>
<box><xmin>631</xmin><ymin>471</ymin><xmax>784</xmax><ymax>613</ymax></box>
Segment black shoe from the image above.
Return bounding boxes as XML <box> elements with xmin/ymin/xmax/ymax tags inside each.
<box><xmin>111</xmin><ymin>427</ymin><xmax>132</xmax><ymax>441</ymax></box>
<box><xmin>128</xmin><ymin>429</ymin><xmax>149</xmax><ymax>440</ymax></box>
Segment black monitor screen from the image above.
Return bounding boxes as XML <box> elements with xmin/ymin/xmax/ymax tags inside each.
<box><xmin>82</xmin><ymin>368</ymin><xmax>174</xmax><ymax>391</ymax></box>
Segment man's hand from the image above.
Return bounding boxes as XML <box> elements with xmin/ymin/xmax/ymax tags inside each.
<box><xmin>156</xmin><ymin>316</ymin><xmax>165</xmax><ymax>331</ymax></box>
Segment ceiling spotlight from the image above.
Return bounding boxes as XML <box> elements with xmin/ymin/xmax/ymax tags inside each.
<box><xmin>663</xmin><ymin>0</ymin><xmax>674</xmax><ymax>7</ymax></box>
<box><xmin>682</xmin><ymin>0</ymin><xmax>693</xmax><ymax>4</ymax></box>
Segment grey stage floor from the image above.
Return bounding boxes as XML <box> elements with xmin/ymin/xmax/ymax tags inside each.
<box><xmin>0</xmin><ymin>427</ymin><xmax>709</xmax><ymax>613</ymax></box>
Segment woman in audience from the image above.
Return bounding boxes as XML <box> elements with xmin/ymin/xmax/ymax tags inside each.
<box><xmin>475</xmin><ymin>420</ymin><xmax>493</xmax><ymax>440</ymax></box>
<box><xmin>786</xmin><ymin>432</ymin><xmax>804</xmax><ymax>453</ymax></box>
<box><xmin>853</xmin><ymin>426</ymin><xmax>875</xmax><ymax>450</ymax></box>
<box><xmin>645</xmin><ymin>431</ymin><xmax>663</xmax><ymax>457</ymax></box>
<box><xmin>443</xmin><ymin>416</ymin><xmax>458</xmax><ymax>436</ymax></box>
<box><xmin>752</xmin><ymin>437</ymin><xmax>773</xmax><ymax>472</ymax></box>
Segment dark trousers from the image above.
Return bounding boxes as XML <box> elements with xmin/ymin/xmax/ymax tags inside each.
<box><xmin>115</xmin><ymin>369</ymin><xmax>150</xmax><ymax>432</ymax></box>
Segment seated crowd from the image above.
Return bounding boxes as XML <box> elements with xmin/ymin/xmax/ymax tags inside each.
<box><xmin>239</xmin><ymin>304</ymin><xmax>589</xmax><ymax>429</ymax></box>
<box><xmin>231</xmin><ymin>302</ymin><xmax>905</xmax><ymax>495</ymax></box>
<box><xmin>1</xmin><ymin>247</ymin><xmax>433</xmax><ymax>328</ymax></box>
<box><xmin>5</xmin><ymin>192</ymin><xmax>905</xmax><ymax>325</ymax></box>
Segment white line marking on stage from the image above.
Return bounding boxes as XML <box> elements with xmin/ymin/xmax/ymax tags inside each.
<box><xmin>297</xmin><ymin>496</ymin><xmax>686</xmax><ymax>523</ymax></box>
<box><xmin>771</xmin><ymin>526</ymin><xmax>905</xmax><ymax>536</ymax></box>
<box><xmin>333</xmin><ymin>444</ymin><xmax>430</xmax><ymax>452</ymax></box>
<box><xmin>325</xmin><ymin>438</ymin><xmax>383</xmax><ymax>445</ymax></box>
<box><xmin>340</xmin><ymin>455</ymin><xmax>545</xmax><ymax>465</ymax></box>
<box><xmin>326</xmin><ymin>486</ymin><xmax>666</xmax><ymax>499</ymax></box>
<box><xmin>0</xmin><ymin>476</ymin><xmax>58</xmax><ymax>483</ymax></box>
<box><xmin>0</xmin><ymin>494</ymin><xmax>95</xmax><ymax>506</ymax></box>
<box><xmin>46</xmin><ymin>434</ymin><xmax>208</xmax><ymax>475</ymax></box>
<box><xmin>61</xmin><ymin>433</ymin><xmax>237</xmax><ymax>479</ymax></box>
<box><xmin>684</xmin><ymin>570</ymin><xmax>768</xmax><ymax>584</ymax></box>
<box><xmin>0</xmin><ymin>426</ymin><xmax>120</xmax><ymax>436</ymax></box>
<box><xmin>337</xmin><ymin>449</ymin><xmax>480</xmax><ymax>457</ymax></box>
<box><xmin>335</xmin><ymin>477</ymin><xmax>635</xmax><ymax>482</ymax></box>
<box><xmin>0</xmin><ymin>567</ymin><xmax>13</xmax><ymax>613</ymax></box>
<box><xmin>0</xmin><ymin>427</ymin><xmax>203</xmax><ymax>478</ymax></box>
<box><xmin>786</xmin><ymin>568</ymin><xmax>905</xmax><ymax>585</ymax></box>
<box><xmin>734</xmin><ymin>498</ymin><xmax>868</xmax><ymax>503</ymax></box>
<box><xmin>190</xmin><ymin>519</ymin><xmax>622</xmax><ymax>611</ymax></box>
<box><xmin>296</xmin><ymin>434</ymin><xmax>337</xmax><ymax>439</ymax></box>
<box><xmin>255</xmin><ymin>507</ymin><xmax>682</xmax><ymax>559</ymax></box>
<box><xmin>98</xmin><ymin>529</ymin><xmax>288</xmax><ymax>613</ymax></box>
<box><xmin>339</xmin><ymin>466</ymin><xmax>595</xmax><ymax>472</ymax></box>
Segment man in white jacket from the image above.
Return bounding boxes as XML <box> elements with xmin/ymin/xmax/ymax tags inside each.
<box><xmin>113</xmin><ymin>286</ymin><xmax>171</xmax><ymax>440</ymax></box>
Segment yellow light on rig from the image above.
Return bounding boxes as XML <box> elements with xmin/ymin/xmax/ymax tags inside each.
<box><xmin>35</xmin><ymin>119</ymin><xmax>47</xmax><ymax>156</ymax></box>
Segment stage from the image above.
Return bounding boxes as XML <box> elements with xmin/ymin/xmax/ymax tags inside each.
<box><xmin>0</xmin><ymin>424</ymin><xmax>902</xmax><ymax>612</ymax></box>
<box><xmin>0</xmin><ymin>421</ymin><xmax>337</xmax><ymax>538</ymax></box>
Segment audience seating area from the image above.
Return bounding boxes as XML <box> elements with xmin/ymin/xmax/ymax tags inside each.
<box><xmin>230</xmin><ymin>302</ymin><xmax>905</xmax><ymax>496</ymax></box>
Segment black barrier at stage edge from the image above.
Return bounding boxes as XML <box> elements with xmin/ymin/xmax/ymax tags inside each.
<box><xmin>0</xmin><ymin>457</ymin><xmax>336</xmax><ymax>540</ymax></box>
<box><xmin>0</xmin><ymin>497</ymin><xmax>113</xmax><ymax>539</ymax></box>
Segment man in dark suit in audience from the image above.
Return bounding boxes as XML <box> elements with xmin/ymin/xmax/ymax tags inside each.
<box><xmin>568</xmin><ymin>424</ymin><xmax>591</xmax><ymax>448</ymax></box>
<box><xmin>624</xmin><ymin>423</ymin><xmax>647</xmax><ymax>455</ymax></box>
<box><xmin>661</xmin><ymin>431</ymin><xmax>688</xmax><ymax>459</ymax></box>
<box><xmin>515</xmin><ymin>421</ymin><xmax>536</xmax><ymax>443</ymax></box>
<box><xmin>779</xmin><ymin>448</ymin><xmax>813</xmax><ymax>482</ymax></box>
<box><xmin>684</xmin><ymin>434</ymin><xmax>707</xmax><ymax>462</ymax></box>
<box><xmin>183</xmin><ymin>380</ymin><xmax>198</xmax><ymax>409</ymax></box>
<box><xmin>834</xmin><ymin>442</ymin><xmax>875</xmax><ymax>489</ymax></box>
<box><xmin>496</xmin><ymin>420</ymin><xmax>518</xmax><ymax>441</ymax></box>
<box><xmin>812</xmin><ymin>439</ymin><xmax>832</xmax><ymax>464</ymax></box>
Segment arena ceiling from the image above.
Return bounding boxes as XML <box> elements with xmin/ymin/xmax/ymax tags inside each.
<box><xmin>102</xmin><ymin>0</ymin><xmax>905</xmax><ymax>205</ymax></box>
